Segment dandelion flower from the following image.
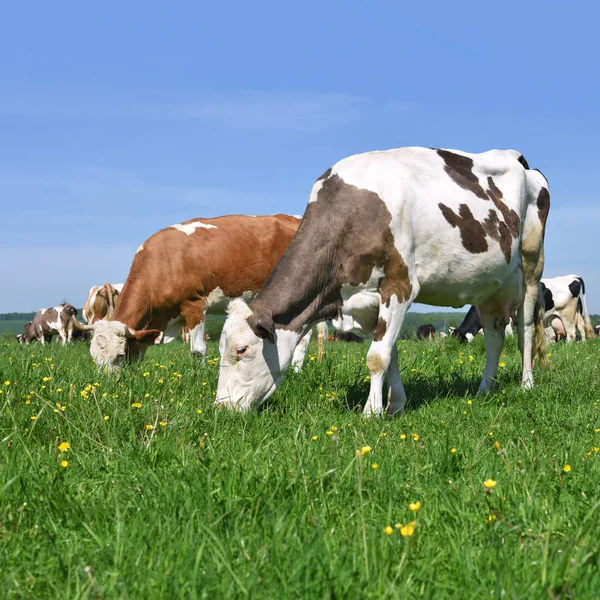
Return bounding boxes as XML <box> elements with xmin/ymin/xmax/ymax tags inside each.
<box><xmin>383</xmin><ymin>526</ymin><xmax>394</xmax><ymax>536</ymax></box>
<box><xmin>467</xmin><ymin>400</ymin><xmax>472</xmax><ymax>405</ymax></box>
<box><xmin>408</xmin><ymin>501</ymin><xmax>421</xmax><ymax>512</ymax></box>
<box><xmin>412</xmin><ymin>433</ymin><xmax>419</xmax><ymax>441</ymax></box>
<box><xmin>145</xmin><ymin>424</ymin><xmax>154</xmax><ymax>430</ymax></box>
<box><xmin>311</xmin><ymin>435</ymin><xmax>318</xmax><ymax>441</ymax></box>
<box><xmin>380</xmin><ymin>432</ymin><xmax>387</xmax><ymax>438</ymax></box>
<box><xmin>400</xmin><ymin>434</ymin><xmax>407</xmax><ymax>440</ymax></box>
<box><xmin>196</xmin><ymin>409</ymin><xmax>202</xmax><ymax>414</ymax></box>
<box><xmin>400</xmin><ymin>522</ymin><xmax>415</xmax><ymax>537</ymax></box>
<box><xmin>494</xmin><ymin>441</ymin><xmax>501</xmax><ymax>450</ymax></box>
<box><xmin>483</xmin><ymin>479</ymin><xmax>497</xmax><ymax>489</ymax></box>
<box><xmin>30</xmin><ymin>416</ymin><xmax>37</xmax><ymax>421</ymax></box>
<box><xmin>326</xmin><ymin>430</ymin><xmax>334</xmax><ymax>436</ymax></box>
<box><xmin>360</xmin><ymin>445</ymin><xmax>372</xmax><ymax>456</ymax></box>
<box><xmin>330</xmin><ymin>425</ymin><xmax>338</xmax><ymax>432</ymax></box>
<box><xmin>159</xmin><ymin>421</ymin><xmax>167</xmax><ymax>427</ymax></box>
<box><xmin>4</xmin><ymin>380</ymin><xmax>10</xmax><ymax>386</ymax></box>
<box><xmin>104</xmin><ymin>415</ymin><xmax>109</xmax><ymax>421</ymax></box>
<box><xmin>60</xmin><ymin>460</ymin><xmax>68</xmax><ymax>468</ymax></box>
<box><xmin>143</xmin><ymin>372</ymin><xmax>150</xmax><ymax>377</ymax></box>
<box><xmin>58</xmin><ymin>442</ymin><xmax>70</xmax><ymax>452</ymax></box>
<box><xmin>563</xmin><ymin>464</ymin><xmax>571</xmax><ymax>473</ymax></box>
<box><xmin>371</xmin><ymin>463</ymin><xmax>379</xmax><ymax>470</ymax></box>
<box><xmin>450</xmin><ymin>448</ymin><xmax>457</xmax><ymax>454</ymax></box>
<box><xmin>131</xmin><ymin>402</ymin><xmax>142</xmax><ymax>408</ymax></box>
<box><xmin>488</xmin><ymin>514</ymin><xmax>497</xmax><ymax>523</ymax></box>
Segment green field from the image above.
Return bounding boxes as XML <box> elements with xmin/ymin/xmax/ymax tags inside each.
<box><xmin>0</xmin><ymin>321</ymin><xmax>29</xmax><ymax>337</ymax></box>
<box><xmin>1</xmin><ymin>335</ymin><xmax>599</xmax><ymax>598</ymax></box>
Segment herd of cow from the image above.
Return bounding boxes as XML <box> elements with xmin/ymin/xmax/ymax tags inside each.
<box><xmin>16</xmin><ymin>146</ymin><xmax>600</xmax><ymax>415</ymax></box>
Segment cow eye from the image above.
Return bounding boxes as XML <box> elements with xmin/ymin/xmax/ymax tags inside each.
<box><xmin>236</xmin><ymin>345</ymin><xmax>249</xmax><ymax>358</ymax></box>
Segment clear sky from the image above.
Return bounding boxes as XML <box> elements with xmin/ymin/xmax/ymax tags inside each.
<box><xmin>1</xmin><ymin>1</ymin><xmax>598</xmax><ymax>313</ymax></box>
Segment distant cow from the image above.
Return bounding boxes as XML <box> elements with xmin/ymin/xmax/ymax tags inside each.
<box><xmin>90</xmin><ymin>214</ymin><xmax>319</xmax><ymax>371</ymax></box>
<box><xmin>541</xmin><ymin>275</ymin><xmax>593</xmax><ymax>342</ymax></box>
<box><xmin>595</xmin><ymin>325</ymin><xmax>600</xmax><ymax>336</ymax></box>
<box><xmin>83</xmin><ymin>283</ymin><xmax>124</xmax><ymax>324</ymax></box>
<box><xmin>452</xmin><ymin>306</ymin><xmax>516</xmax><ymax>343</ymax></box>
<box><xmin>416</xmin><ymin>324</ymin><xmax>436</xmax><ymax>340</ymax></box>
<box><xmin>216</xmin><ymin>146</ymin><xmax>549</xmax><ymax>415</ymax></box>
<box><xmin>20</xmin><ymin>304</ymin><xmax>91</xmax><ymax>345</ymax></box>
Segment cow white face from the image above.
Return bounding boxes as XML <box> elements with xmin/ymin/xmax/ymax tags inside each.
<box><xmin>90</xmin><ymin>320</ymin><xmax>161</xmax><ymax>370</ymax></box>
<box><xmin>215</xmin><ymin>300</ymin><xmax>298</xmax><ymax>411</ymax></box>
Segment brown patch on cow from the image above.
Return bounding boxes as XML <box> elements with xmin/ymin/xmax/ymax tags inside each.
<box><xmin>250</xmin><ymin>175</ymin><xmax>413</xmax><ymax>335</ymax></box>
<box><xmin>439</xmin><ymin>203</ymin><xmax>488</xmax><ymax>254</ymax></box>
<box><xmin>517</xmin><ymin>154</ymin><xmax>530</xmax><ymax>170</ymax></box>
<box><xmin>498</xmin><ymin>221</ymin><xmax>512</xmax><ymax>263</ymax></box>
<box><xmin>316</xmin><ymin>167</ymin><xmax>332</xmax><ymax>182</ymax></box>
<box><xmin>437</xmin><ymin>150</ymin><xmax>488</xmax><ymax>200</ymax></box>
<box><xmin>367</xmin><ymin>352</ymin><xmax>385</xmax><ymax>374</ymax></box>
<box><xmin>373</xmin><ymin>317</ymin><xmax>387</xmax><ymax>342</ymax></box>
<box><xmin>486</xmin><ymin>177</ymin><xmax>520</xmax><ymax>238</ymax></box>
<box><xmin>537</xmin><ymin>187</ymin><xmax>550</xmax><ymax>226</ymax></box>
<box><xmin>482</xmin><ymin>209</ymin><xmax>500</xmax><ymax>241</ymax></box>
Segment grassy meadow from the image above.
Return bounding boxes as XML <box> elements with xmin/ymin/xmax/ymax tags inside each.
<box><xmin>1</xmin><ymin>334</ymin><xmax>600</xmax><ymax>598</ymax></box>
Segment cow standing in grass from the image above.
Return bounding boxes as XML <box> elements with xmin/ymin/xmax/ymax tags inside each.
<box><xmin>216</xmin><ymin>147</ymin><xmax>549</xmax><ymax>416</ymax></box>
<box><xmin>83</xmin><ymin>283</ymin><xmax>124</xmax><ymax>324</ymax></box>
<box><xmin>21</xmin><ymin>303</ymin><xmax>91</xmax><ymax>345</ymax></box>
<box><xmin>90</xmin><ymin>214</ymin><xmax>317</xmax><ymax>371</ymax></box>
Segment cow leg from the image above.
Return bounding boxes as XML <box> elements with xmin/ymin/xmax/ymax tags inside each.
<box><xmin>181</xmin><ymin>297</ymin><xmax>208</xmax><ymax>358</ymax></box>
<box><xmin>386</xmin><ymin>344</ymin><xmax>407</xmax><ymax>415</ymax></box>
<box><xmin>478</xmin><ymin>315</ymin><xmax>506</xmax><ymax>393</ymax></box>
<box><xmin>189</xmin><ymin>321</ymin><xmax>207</xmax><ymax>358</ymax></box>
<box><xmin>364</xmin><ymin>293</ymin><xmax>414</xmax><ymax>417</ymax></box>
<box><xmin>518</xmin><ymin>282</ymin><xmax>541</xmax><ymax>389</ymax></box>
<box><xmin>291</xmin><ymin>328</ymin><xmax>312</xmax><ymax>372</ymax></box>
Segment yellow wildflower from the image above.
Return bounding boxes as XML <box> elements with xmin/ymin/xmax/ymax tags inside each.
<box><xmin>196</xmin><ymin>409</ymin><xmax>202</xmax><ymax>414</ymax></box>
<box><xmin>104</xmin><ymin>415</ymin><xmax>109</xmax><ymax>421</ymax></box>
<box><xmin>498</xmin><ymin>362</ymin><xmax>505</xmax><ymax>368</ymax></box>
<box><xmin>30</xmin><ymin>415</ymin><xmax>37</xmax><ymax>421</ymax></box>
<box><xmin>563</xmin><ymin>464</ymin><xmax>571</xmax><ymax>473</ymax></box>
<box><xmin>60</xmin><ymin>460</ymin><xmax>68</xmax><ymax>468</ymax></box>
<box><xmin>159</xmin><ymin>421</ymin><xmax>167</xmax><ymax>427</ymax></box>
<box><xmin>4</xmin><ymin>380</ymin><xmax>10</xmax><ymax>386</ymax></box>
<box><xmin>408</xmin><ymin>501</ymin><xmax>421</xmax><ymax>512</ymax></box>
<box><xmin>400</xmin><ymin>521</ymin><xmax>415</xmax><ymax>537</ymax></box>
<box><xmin>483</xmin><ymin>479</ymin><xmax>497</xmax><ymax>489</ymax></box>
<box><xmin>311</xmin><ymin>435</ymin><xmax>318</xmax><ymax>441</ymax></box>
<box><xmin>494</xmin><ymin>441</ymin><xmax>501</xmax><ymax>450</ymax></box>
<box><xmin>412</xmin><ymin>433</ymin><xmax>419</xmax><ymax>441</ymax></box>
<box><xmin>330</xmin><ymin>425</ymin><xmax>338</xmax><ymax>432</ymax></box>
<box><xmin>467</xmin><ymin>400</ymin><xmax>472</xmax><ymax>405</ymax></box>
<box><xmin>383</xmin><ymin>526</ymin><xmax>394</xmax><ymax>536</ymax></box>
<box><xmin>131</xmin><ymin>402</ymin><xmax>142</xmax><ymax>408</ymax></box>
<box><xmin>371</xmin><ymin>463</ymin><xmax>378</xmax><ymax>470</ymax></box>
<box><xmin>326</xmin><ymin>430</ymin><xmax>334</xmax><ymax>436</ymax></box>
<box><xmin>58</xmin><ymin>442</ymin><xmax>70</xmax><ymax>452</ymax></box>
<box><xmin>145</xmin><ymin>424</ymin><xmax>154</xmax><ymax>430</ymax></box>
<box><xmin>143</xmin><ymin>372</ymin><xmax>150</xmax><ymax>377</ymax></box>
<box><xmin>450</xmin><ymin>447</ymin><xmax>457</xmax><ymax>454</ymax></box>
<box><xmin>400</xmin><ymin>433</ymin><xmax>407</xmax><ymax>440</ymax></box>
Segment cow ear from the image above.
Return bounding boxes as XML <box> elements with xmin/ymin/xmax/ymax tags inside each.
<box><xmin>127</xmin><ymin>328</ymin><xmax>162</xmax><ymax>345</ymax></box>
<box><xmin>248</xmin><ymin>314</ymin><xmax>275</xmax><ymax>344</ymax></box>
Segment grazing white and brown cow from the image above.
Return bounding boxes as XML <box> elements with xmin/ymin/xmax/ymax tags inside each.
<box><xmin>21</xmin><ymin>304</ymin><xmax>91</xmax><ymax>345</ymax></box>
<box><xmin>90</xmin><ymin>214</ymin><xmax>312</xmax><ymax>370</ymax></box>
<box><xmin>83</xmin><ymin>283</ymin><xmax>124</xmax><ymax>324</ymax></box>
<box><xmin>216</xmin><ymin>147</ymin><xmax>549</xmax><ymax>416</ymax></box>
<box><xmin>540</xmin><ymin>275</ymin><xmax>594</xmax><ymax>342</ymax></box>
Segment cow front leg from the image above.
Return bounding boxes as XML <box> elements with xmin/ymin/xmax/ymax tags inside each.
<box><xmin>291</xmin><ymin>328</ymin><xmax>312</xmax><ymax>372</ymax></box>
<box><xmin>189</xmin><ymin>321</ymin><xmax>206</xmax><ymax>358</ymax></box>
<box><xmin>478</xmin><ymin>315</ymin><xmax>506</xmax><ymax>393</ymax></box>
<box><xmin>386</xmin><ymin>344</ymin><xmax>407</xmax><ymax>415</ymax></box>
<box><xmin>364</xmin><ymin>294</ymin><xmax>413</xmax><ymax>417</ymax></box>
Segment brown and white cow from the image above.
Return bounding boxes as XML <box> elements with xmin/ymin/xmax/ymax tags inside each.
<box><xmin>540</xmin><ymin>275</ymin><xmax>594</xmax><ymax>342</ymax></box>
<box><xmin>83</xmin><ymin>283</ymin><xmax>124</xmax><ymax>324</ymax></box>
<box><xmin>21</xmin><ymin>304</ymin><xmax>91</xmax><ymax>345</ymax></box>
<box><xmin>216</xmin><ymin>147</ymin><xmax>549</xmax><ymax>416</ymax></box>
<box><xmin>90</xmin><ymin>214</ymin><xmax>313</xmax><ymax>370</ymax></box>
<box><xmin>416</xmin><ymin>324</ymin><xmax>436</xmax><ymax>340</ymax></box>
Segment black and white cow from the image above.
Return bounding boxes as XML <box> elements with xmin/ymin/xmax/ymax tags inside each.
<box><xmin>595</xmin><ymin>325</ymin><xmax>600</xmax><ymax>337</ymax></box>
<box><xmin>540</xmin><ymin>275</ymin><xmax>593</xmax><ymax>342</ymax></box>
<box><xmin>215</xmin><ymin>147</ymin><xmax>549</xmax><ymax>416</ymax></box>
<box><xmin>452</xmin><ymin>305</ymin><xmax>516</xmax><ymax>343</ymax></box>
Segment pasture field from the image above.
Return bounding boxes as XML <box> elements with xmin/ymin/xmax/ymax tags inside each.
<box><xmin>1</xmin><ymin>335</ymin><xmax>600</xmax><ymax>599</ymax></box>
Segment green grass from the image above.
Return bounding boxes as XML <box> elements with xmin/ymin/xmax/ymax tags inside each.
<box><xmin>1</xmin><ymin>335</ymin><xmax>599</xmax><ymax>598</ymax></box>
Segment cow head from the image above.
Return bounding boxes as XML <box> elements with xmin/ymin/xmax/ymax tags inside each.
<box><xmin>20</xmin><ymin>322</ymin><xmax>36</xmax><ymax>344</ymax></box>
<box><xmin>215</xmin><ymin>300</ymin><xmax>300</xmax><ymax>411</ymax></box>
<box><xmin>90</xmin><ymin>320</ymin><xmax>161</xmax><ymax>370</ymax></box>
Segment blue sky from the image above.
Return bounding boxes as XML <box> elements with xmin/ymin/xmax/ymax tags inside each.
<box><xmin>1</xmin><ymin>1</ymin><xmax>599</xmax><ymax>313</ymax></box>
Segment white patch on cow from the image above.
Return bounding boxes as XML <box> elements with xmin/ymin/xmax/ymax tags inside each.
<box><xmin>170</xmin><ymin>221</ymin><xmax>217</xmax><ymax>236</ymax></box>
<box><xmin>291</xmin><ymin>329</ymin><xmax>312</xmax><ymax>372</ymax></box>
<box><xmin>308</xmin><ymin>179</ymin><xmax>326</xmax><ymax>204</ymax></box>
<box><xmin>40</xmin><ymin>308</ymin><xmax>46</xmax><ymax>315</ymax></box>
<box><xmin>136</xmin><ymin>244</ymin><xmax>144</xmax><ymax>254</ymax></box>
<box><xmin>215</xmin><ymin>299</ymin><xmax>302</xmax><ymax>411</ymax></box>
<box><xmin>90</xmin><ymin>320</ymin><xmax>130</xmax><ymax>370</ymax></box>
<box><xmin>161</xmin><ymin>318</ymin><xmax>182</xmax><ymax>344</ymax></box>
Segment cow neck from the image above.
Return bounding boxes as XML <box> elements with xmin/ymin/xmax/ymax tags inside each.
<box><xmin>251</xmin><ymin>232</ymin><xmax>342</xmax><ymax>334</ymax></box>
<box><xmin>111</xmin><ymin>282</ymin><xmax>153</xmax><ymax>330</ymax></box>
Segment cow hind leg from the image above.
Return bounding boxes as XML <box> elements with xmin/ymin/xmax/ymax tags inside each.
<box><xmin>189</xmin><ymin>321</ymin><xmax>207</xmax><ymax>358</ymax></box>
<box><xmin>478</xmin><ymin>315</ymin><xmax>506</xmax><ymax>393</ymax></box>
<box><xmin>364</xmin><ymin>291</ymin><xmax>415</xmax><ymax>418</ymax></box>
<box><xmin>181</xmin><ymin>298</ymin><xmax>208</xmax><ymax>359</ymax></box>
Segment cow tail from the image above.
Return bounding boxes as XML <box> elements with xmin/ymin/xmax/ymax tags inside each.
<box><xmin>578</xmin><ymin>277</ymin><xmax>595</xmax><ymax>340</ymax></box>
<box><xmin>532</xmin><ymin>284</ymin><xmax>547</xmax><ymax>368</ymax></box>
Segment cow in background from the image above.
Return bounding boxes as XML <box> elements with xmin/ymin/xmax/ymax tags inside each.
<box><xmin>416</xmin><ymin>324</ymin><xmax>436</xmax><ymax>340</ymax></box>
<box><xmin>216</xmin><ymin>146</ymin><xmax>549</xmax><ymax>415</ymax></box>
<box><xmin>595</xmin><ymin>325</ymin><xmax>600</xmax><ymax>336</ymax></box>
<box><xmin>541</xmin><ymin>275</ymin><xmax>594</xmax><ymax>342</ymax></box>
<box><xmin>20</xmin><ymin>304</ymin><xmax>91</xmax><ymax>345</ymax></box>
<box><xmin>452</xmin><ymin>306</ymin><xmax>516</xmax><ymax>343</ymax></box>
<box><xmin>83</xmin><ymin>283</ymin><xmax>124</xmax><ymax>324</ymax></box>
